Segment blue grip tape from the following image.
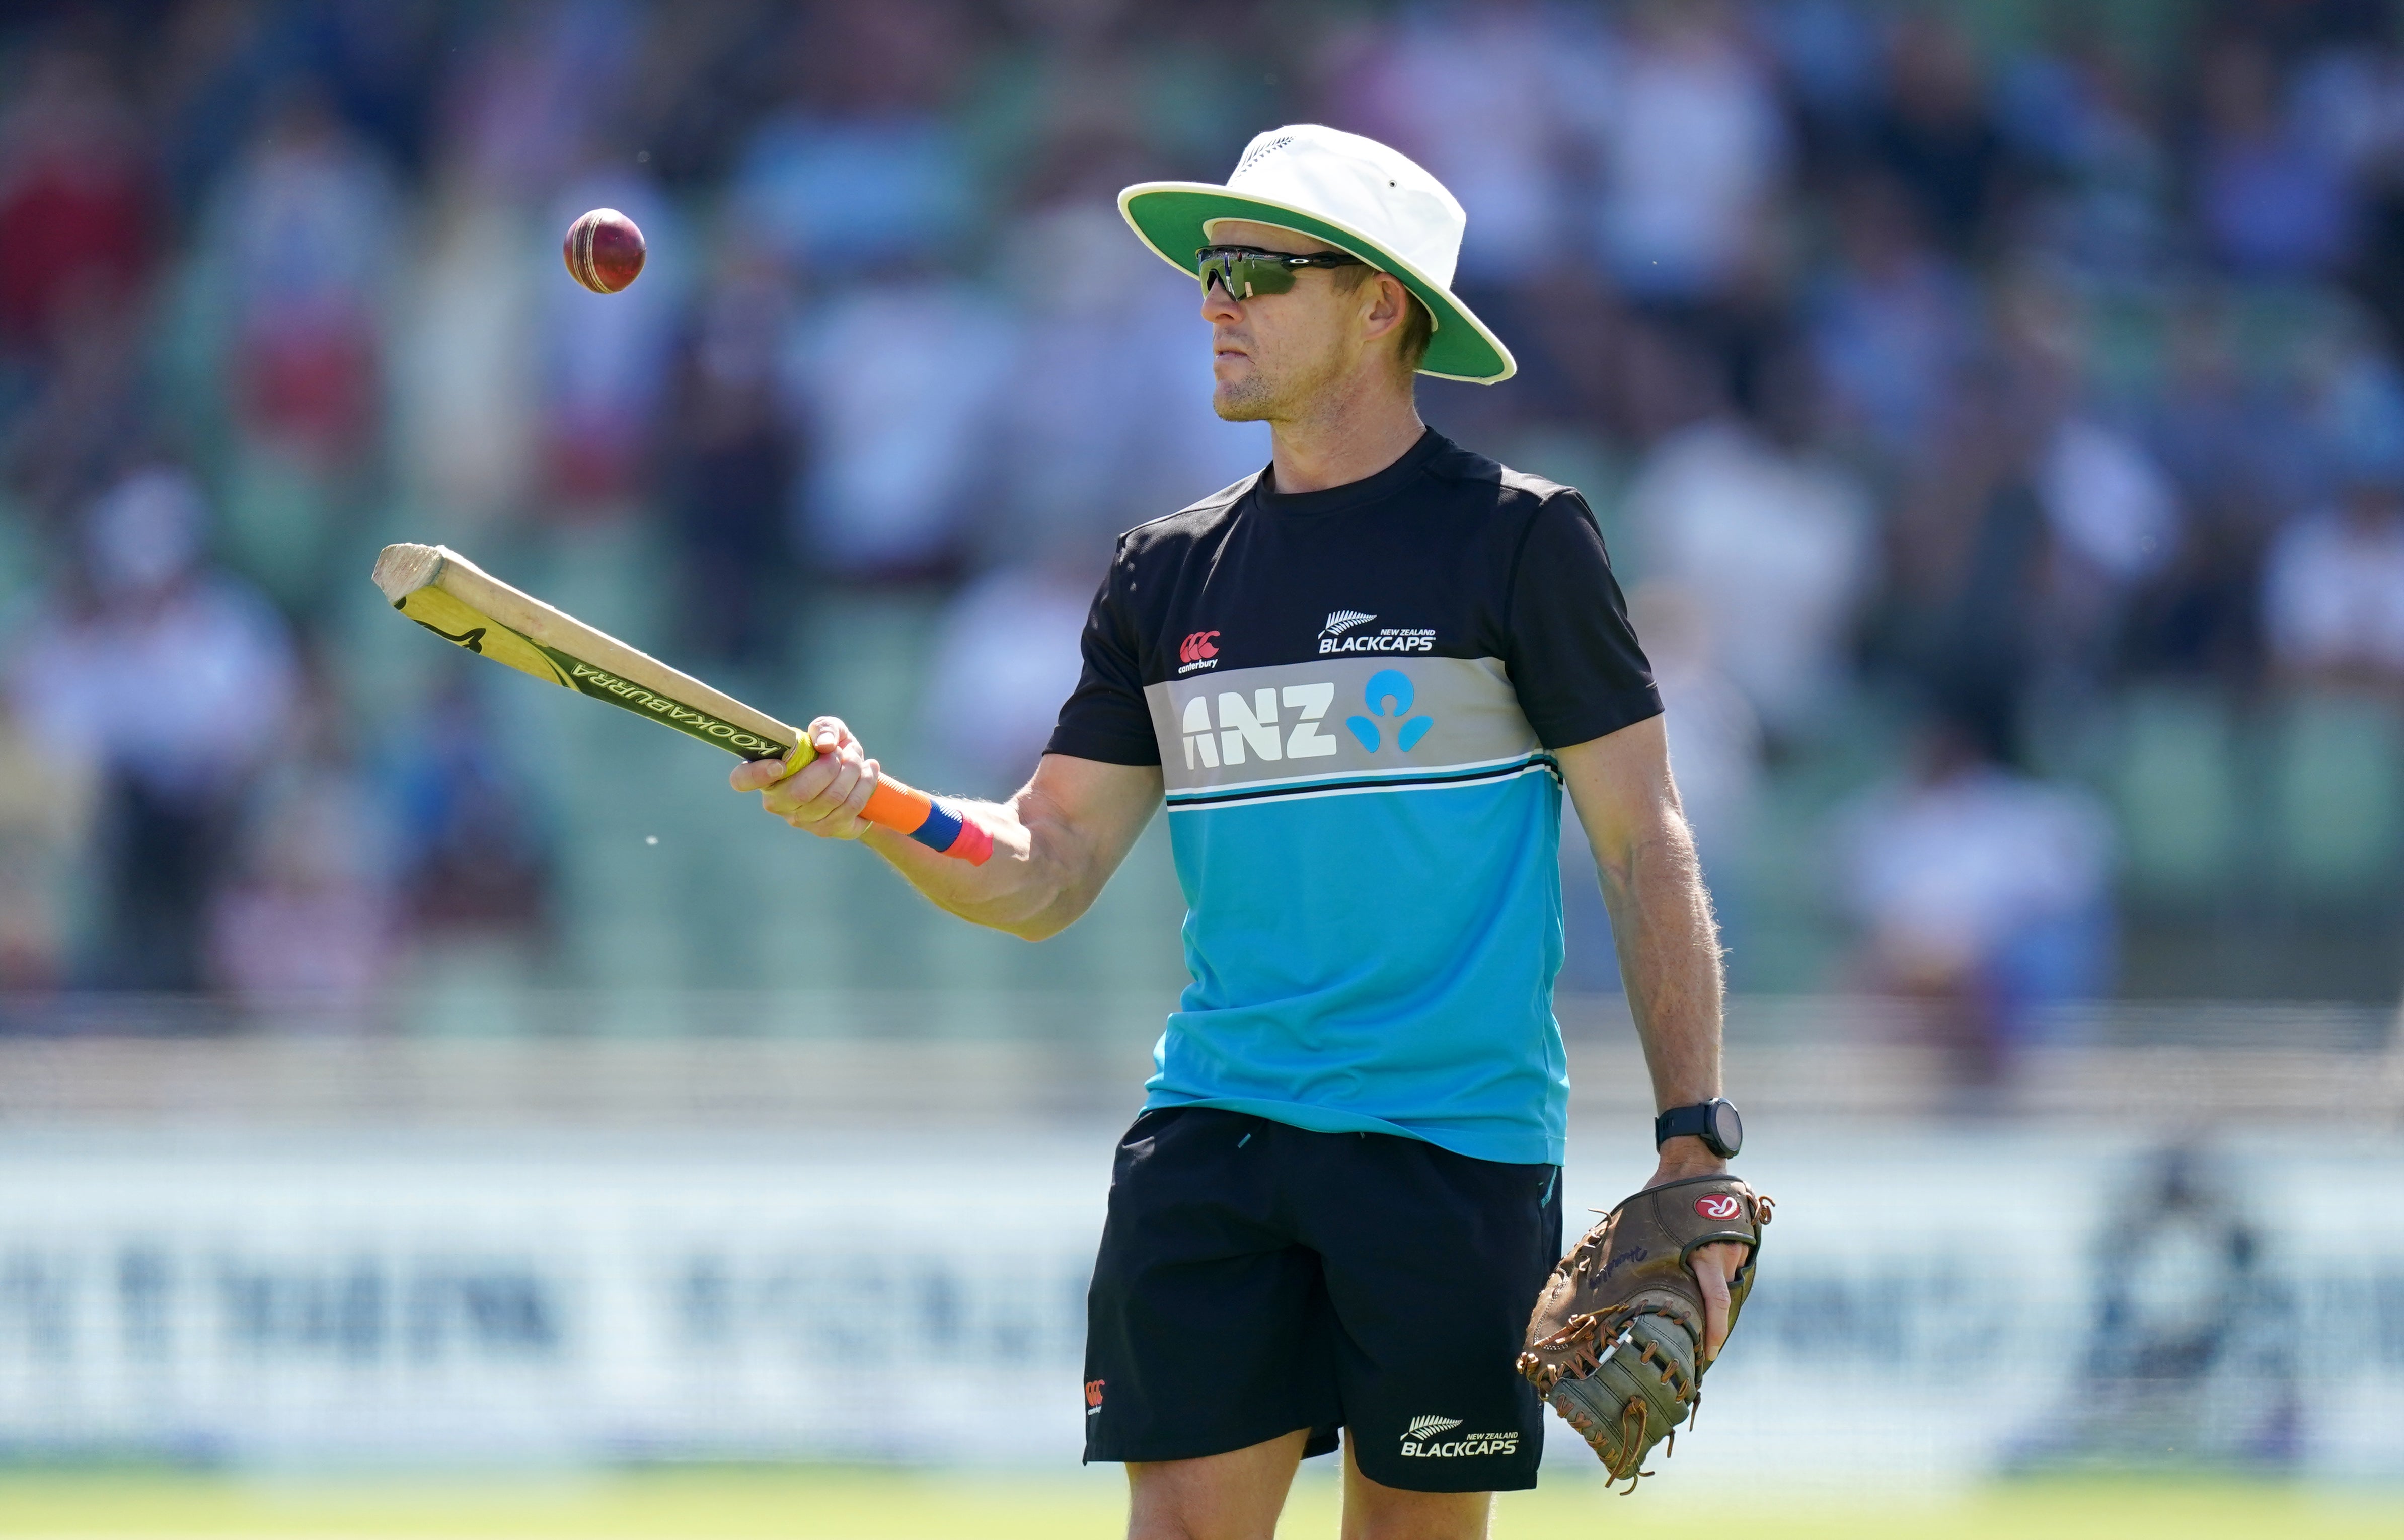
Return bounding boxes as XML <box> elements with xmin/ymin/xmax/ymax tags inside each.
<box><xmin>908</xmin><ymin>798</ymin><xmax>964</xmax><ymax>854</ymax></box>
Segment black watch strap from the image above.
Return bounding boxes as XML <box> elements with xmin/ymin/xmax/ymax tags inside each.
<box><xmin>1655</xmin><ymin>1098</ymin><xmax>1742</xmax><ymax>1158</ymax></box>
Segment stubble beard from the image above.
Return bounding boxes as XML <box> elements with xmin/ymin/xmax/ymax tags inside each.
<box><xmin>1212</xmin><ymin>323</ymin><xmax>1355</xmax><ymax>424</ymax></box>
<box><xmin>1213</xmin><ymin>372</ymin><xmax>1279</xmax><ymax>422</ymax></box>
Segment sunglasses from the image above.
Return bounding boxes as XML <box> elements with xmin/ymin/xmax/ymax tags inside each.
<box><xmin>1196</xmin><ymin>245</ymin><xmax>1365</xmax><ymax>301</ymax></box>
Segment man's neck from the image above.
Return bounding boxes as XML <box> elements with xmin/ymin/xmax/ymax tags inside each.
<box><xmin>1267</xmin><ymin>379</ymin><xmax>1428</xmax><ymax>495</ymax></box>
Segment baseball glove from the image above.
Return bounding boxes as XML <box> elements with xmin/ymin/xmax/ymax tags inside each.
<box><xmin>1517</xmin><ymin>1175</ymin><xmax>1771</xmax><ymax>1488</ymax></box>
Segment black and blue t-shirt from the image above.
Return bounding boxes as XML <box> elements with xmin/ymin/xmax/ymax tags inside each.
<box><xmin>1046</xmin><ymin>430</ymin><xmax>1661</xmax><ymax>1164</ymax></box>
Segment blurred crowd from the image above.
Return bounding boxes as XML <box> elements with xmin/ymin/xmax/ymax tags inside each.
<box><xmin>1</xmin><ymin>0</ymin><xmax>2401</xmax><ymax>1049</ymax></box>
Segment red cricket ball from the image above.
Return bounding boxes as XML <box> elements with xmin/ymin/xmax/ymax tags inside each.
<box><xmin>563</xmin><ymin>208</ymin><xmax>646</xmax><ymax>294</ymax></box>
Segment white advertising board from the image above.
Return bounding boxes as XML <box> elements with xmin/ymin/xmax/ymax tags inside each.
<box><xmin>0</xmin><ymin>1125</ymin><xmax>2397</xmax><ymax>1479</ymax></box>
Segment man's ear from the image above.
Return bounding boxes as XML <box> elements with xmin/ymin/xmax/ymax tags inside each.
<box><xmin>1361</xmin><ymin>272</ymin><xmax>1409</xmax><ymax>341</ymax></box>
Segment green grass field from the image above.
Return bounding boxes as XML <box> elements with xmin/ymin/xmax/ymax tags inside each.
<box><xmin>0</xmin><ymin>1467</ymin><xmax>2396</xmax><ymax>1540</ymax></box>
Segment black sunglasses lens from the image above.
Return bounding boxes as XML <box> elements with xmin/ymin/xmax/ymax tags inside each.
<box><xmin>1242</xmin><ymin>258</ymin><xmax>1298</xmax><ymax>296</ymax></box>
<box><xmin>1197</xmin><ymin>249</ymin><xmax>1298</xmax><ymax>300</ymax></box>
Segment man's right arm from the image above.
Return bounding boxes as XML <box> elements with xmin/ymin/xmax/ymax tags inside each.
<box><xmin>729</xmin><ymin>718</ymin><xmax>1163</xmax><ymax>941</ymax></box>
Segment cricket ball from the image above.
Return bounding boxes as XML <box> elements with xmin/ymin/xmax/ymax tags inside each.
<box><xmin>563</xmin><ymin>208</ymin><xmax>646</xmax><ymax>294</ymax></box>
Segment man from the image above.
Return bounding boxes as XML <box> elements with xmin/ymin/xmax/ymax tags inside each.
<box><xmin>734</xmin><ymin>125</ymin><xmax>1749</xmax><ymax>1540</ymax></box>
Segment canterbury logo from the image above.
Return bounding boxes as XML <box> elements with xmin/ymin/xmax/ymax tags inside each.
<box><xmin>1178</xmin><ymin>630</ymin><xmax>1221</xmax><ymax>664</ymax></box>
<box><xmin>1322</xmin><ymin>610</ymin><xmax>1375</xmax><ymax>636</ymax></box>
<box><xmin>1406</xmin><ymin>1416</ymin><xmax>1463</xmax><ymax>1440</ymax></box>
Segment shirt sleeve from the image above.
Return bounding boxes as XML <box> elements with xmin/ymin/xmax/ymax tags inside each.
<box><xmin>1043</xmin><ymin>544</ymin><xmax>1163</xmax><ymax>766</ymax></box>
<box><xmin>1504</xmin><ymin>491</ymin><xmax>1664</xmax><ymax>749</ymax></box>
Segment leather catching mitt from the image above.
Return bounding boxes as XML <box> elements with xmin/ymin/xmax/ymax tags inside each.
<box><xmin>1518</xmin><ymin>1174</ymin><xmax>1770</xmax><ymax>1488</ymax></box>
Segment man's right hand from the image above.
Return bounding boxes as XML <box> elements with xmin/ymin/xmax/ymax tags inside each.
<box><xmin>729</xmin><ymin>730</ymin><xmax>1160</xmax><ymax>941</ymax></box>
<box><xmin>729</xmin><ymin>716</ymin><xmax>881</xmax><ymax>840</ymax></box>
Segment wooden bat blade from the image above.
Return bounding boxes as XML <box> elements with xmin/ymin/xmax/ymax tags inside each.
<box><xmin>369</xmin><ymin>543</ymin><xmax>994</xmax><ymax>864</ymax></box>
<box><xmin>373</xmin><ymin>542</ymin><xmax>796</xmax><ymax>760</ymax></box>
<box><xmin>390</xmin><ymin>585</ymin><xmax>574</xmax><ymax>691</ymax></box>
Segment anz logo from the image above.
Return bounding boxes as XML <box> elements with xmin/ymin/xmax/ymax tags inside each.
<box><xmin>1181</xmin><ymin>670</ymin><xmax>1436</xmax><ymax>769</ymax></box>
<box><xmin>1347</xmin><ymin>669</ymin><xmax>1434</xmax><ymax>752</ymax></box>
<box><xmin>1181</xmin><ymin>683</ymin><xmax>1338</xmax><ymax>768</ymax></box>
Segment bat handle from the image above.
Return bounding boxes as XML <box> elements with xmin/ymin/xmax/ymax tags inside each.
<box><xmin>862</xmin><ymin>780</ymin><xmax>995</xmax><ymax>865</ymax></box>
<box><xmin>773</xmin><ymin>745</ymin><xmax>993</xmax><ymax>864</ymax></box>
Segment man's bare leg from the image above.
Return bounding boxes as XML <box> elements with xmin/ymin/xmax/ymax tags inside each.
<box><xmin>1339</xmin><ymin>1439</ymin><xmax>1491</xmax><ymax>1540</ymax></box>
<box><xmin>1127</xmin><ymin>1428</ymin><xmax>1310</xmax><ymax>1540</ymax></box>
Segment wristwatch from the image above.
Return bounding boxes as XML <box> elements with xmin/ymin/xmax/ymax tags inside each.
<box><xmin>1654</xmin><ymin>1098</ymin><xmax>1743</xmax><ymax>1159</ymax></box>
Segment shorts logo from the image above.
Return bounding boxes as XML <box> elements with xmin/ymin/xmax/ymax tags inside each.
<box><xmin>1696</xmin><ymin>1194</ymin><xmax>1743</xmax><ymax>1221</ymax></box>
<box><xmin>1085</xmin><ymin>1379</ymin><xmax>1105</xmax><ymax>1414</ymax></box>
<box><xmin>1345</xmin><ymin>669</ymin><xmax>1435</xmax><ymax>753</ymax></box>
<box><xmin>1400</xmin><ymin>1415</ymin><xmax>1519</xmax><ymax>1458</ymax></box>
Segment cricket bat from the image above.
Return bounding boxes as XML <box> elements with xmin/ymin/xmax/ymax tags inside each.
<box><xmin>369</xmin><ymin>543</ymin><xmax>993</xmax><ymax>864</ymax></box>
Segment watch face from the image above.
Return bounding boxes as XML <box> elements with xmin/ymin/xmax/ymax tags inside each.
<box><xmin>1709</xmin><ymin>1101</ymin><xmax>1744</xmax><ymax>1156</ymax></box>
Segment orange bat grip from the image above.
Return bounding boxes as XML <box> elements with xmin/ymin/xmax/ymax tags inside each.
<box><xmin>779</xmin><ymin>747</ymin><xmax>993</xmax><ymax>864</ymax></box>
<box><xmin>863</xmin><ymin>780</ymin><xmax>932</xmax><ymax>832</ymax></box>
<box><xmin>864</xmin><ymin>778</ymin><xmax>994</xmax><ymax>864</ymax></box>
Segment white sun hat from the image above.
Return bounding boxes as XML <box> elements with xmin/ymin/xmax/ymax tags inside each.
<box><xmin>1118</xmin><ymin>124</ymin><xmax>1517</xmax><ymax>385</ymax></box>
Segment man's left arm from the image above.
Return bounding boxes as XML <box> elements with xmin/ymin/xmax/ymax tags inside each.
<box><xmin>1555</xmin><ymin>715</ymin><xmax>1751</xmax><ymax>1361</ymax></box>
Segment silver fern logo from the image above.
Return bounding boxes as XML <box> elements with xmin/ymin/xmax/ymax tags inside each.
<box><xmin>1235</xmin><ymin>134</ymin><xmax>1296</xmax><ymax>178</ymax></box>
<box><xmin>1406</xmin><ymin>1416</ymin><xmax>1463</xmax><ymax>1441</ymax></box>
<box><xmin>1322</xmin><ymin>610</ymin><xmax>1376</xmax><ymax>637</ymax></box>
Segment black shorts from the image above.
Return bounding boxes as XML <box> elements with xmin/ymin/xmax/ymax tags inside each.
<box><xmin>1082</xmin><ymin>1107</ymin><xmax>1562</xmax><ymax>1492</ymax></box>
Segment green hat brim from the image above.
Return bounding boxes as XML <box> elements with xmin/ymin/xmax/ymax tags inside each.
<box><xmin>1118</xmin><ymin>183</ymin><xmax>1517</xmax><ymax>386</ymax></box>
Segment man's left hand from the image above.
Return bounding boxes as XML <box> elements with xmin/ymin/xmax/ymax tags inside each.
<box><xmin>1646</xmin><ymin>1139</ymin><xmax>1752</xmax><ymax>1364</ymax></box>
